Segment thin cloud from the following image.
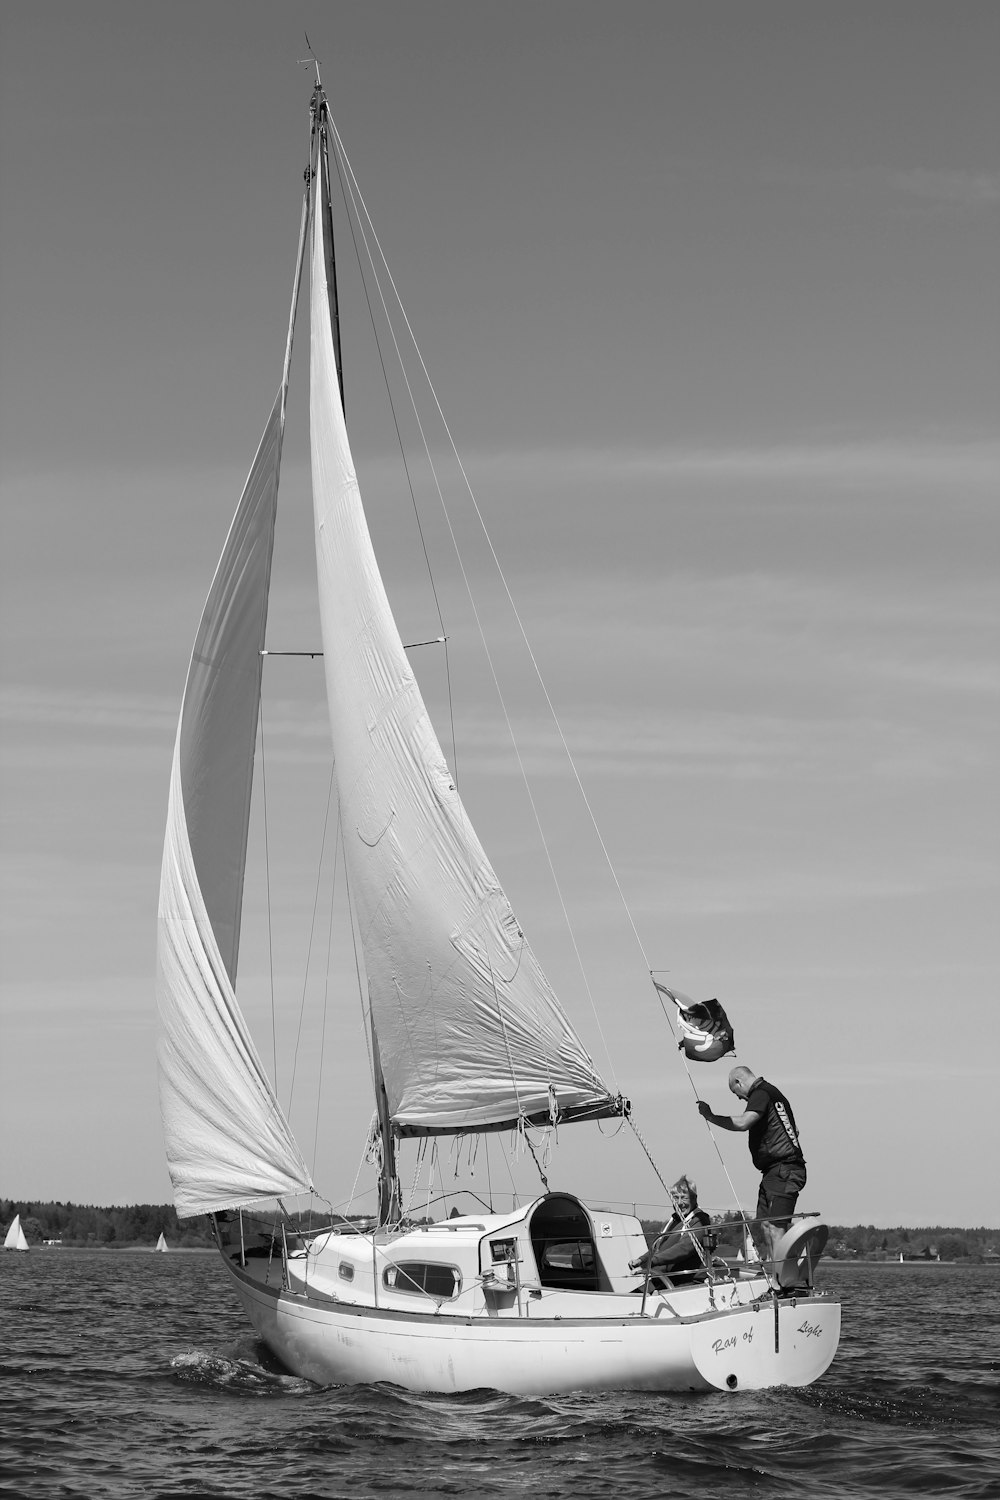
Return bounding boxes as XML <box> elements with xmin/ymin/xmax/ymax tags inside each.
<box><xmin>0</xmin><ymin>685</ymin><xmax>177</xmax><ymax>735</ymax></box>
<box><xmin>0</xmin><ymin>684</ymin><xmax>330</xmax><ymax>743</ymax></box>
<box><xmin>463</xmin><ymin>437</ymin><xmax>1000</xmax><ymax>490</ymax></box>
<box><xmin>8</xmin><ymin>437</ymin><xmax>996</xmax><ymax>498</ymax></box>
<box><xmin>890</xmin><ymin>168</ymin><xmax>1000</xmax><ymax>209</ymax></box>
<box><xmin>449</xmin><ymin>703</ymin><xmax>985</xmax><ymax>785</ymax></box>
<box><xmin>621</xmin><ymin>853</ymin><xmax>998</xmax><ymax>922</ymax></box>
<box><xmin>755</xmin><ymin>159</ymin><xmax>1000</xmax><ymax>214</ymax></box>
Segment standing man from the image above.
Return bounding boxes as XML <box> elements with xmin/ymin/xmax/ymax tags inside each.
<box><xmin>696</xmin><ymin>1065</ymin><xmax>806</xmax><ymax>1259</ymax></box>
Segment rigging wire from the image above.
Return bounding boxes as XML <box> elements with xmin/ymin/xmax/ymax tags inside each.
<box><xmin>323</xmin><ymin>122</ymin><xmax>457</xmax><ymax>771</ymax></box>
<box><xmin>325</xmin><ymin>116</ymin><xmax>533</xmax><ymax>1123</ymax></box>
<box><xmin>304</xmin><ymin>101</ymin><xmax>732</xmax><ymax>1217</ymax></box>
<box><xmin>343</xmin><ymin>824</ymin><xmax>375</xmax><ymax>1091</ymax></box>
<box><xmin>325</xmin><ymin>122</ymin><xmax>608</xmax><ymax>1139</ymax></box>
<box><xmin>647</xmin><ymin>975</ymin><xmax>750</xmax><ymax>1234</ymax></box>
<box><xmin>257</xmin><ymin>700</ymin><xmax>279</xmax><ymax>1091</ymax></box>
<box><xmin>403</xmin><ymin>1137</ymin><xmax>427</xmax><ymax>1221</ymax></box>
<box><xmin>322</xmin><ymin>120</ymin><xmax>753</xmax><ymax>1228</ymax></box>
<box><xmin>325</xmin><ymin>117</ymin><xmax>623</xmax><ymax>1095</ymax></box>
<box><xmin>286</xmin><ymin>761</ymin><xmax>339</xmax><ymax>1114</ymax></box>
<box><xmin>484</xmin><ymin>1132</ymin><xmax>494</xmax><ymax>1212</ymax></box>
<box><xmin>347</xmin><ymin>1117</ymin><xmax>379</xmax><ymax>1217</ymax></box>
<box><xmin>311</xmin><ymin>822</ymin><xmax>338</xmax><ymax>1179</ymax></box>
<box><xmin>521</xmin><ymin>1129</ymin><xmax>550</xmax><ymax>1192</ymax></box>
<box><xmin>250</xmin><ymin>158</ymin><xmax>311</xmax><ymax>1106</ymax></box>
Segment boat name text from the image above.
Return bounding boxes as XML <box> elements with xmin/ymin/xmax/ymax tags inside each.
<box><xmin>712</xmin><ymin>1327</ymin><xmax>754</xmax><ymax>1355</ymax></box>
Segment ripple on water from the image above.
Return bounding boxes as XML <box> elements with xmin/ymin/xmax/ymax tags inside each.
<box><xmin>2</xmin><ymin>1255</ymin><xmax>999</xmax><ymax>1500</ymax></box>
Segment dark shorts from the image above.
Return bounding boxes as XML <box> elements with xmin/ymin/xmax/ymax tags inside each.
<box><xmin>756</xmin><ymin>1160</ymin><xmax>807</xmax><ymax>1230</ymax></box>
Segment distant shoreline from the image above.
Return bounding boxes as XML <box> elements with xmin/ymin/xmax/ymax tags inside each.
<box><xmin>26</xmin><ymin>1244</ymin><xmax>217</xmax><ymax>1253</ymax></box>
<box><xmin>17</xmin><ymin>1246</ymin><xmax>997</xmax><ymax>1266</ymax></box>
<box><xmin>825</xmin><ymin>1258</ymin><xmax>998</xmax><ymax>1267</ymax></box>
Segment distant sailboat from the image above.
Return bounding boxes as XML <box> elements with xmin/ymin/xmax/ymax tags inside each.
<box><xmin>155</xmin><ymin>1232</ymin><xmax>169</xmax><ymax>1252</ymax></box>
<box><xmin>3</xmin><ymin>1214</ymin><xmax>29</xmax><ymax>1251</ymax></box>
<box><xmin>155</xmin><ymin>72</ymin><xmax>840</xmax><ymax>1394</ymax></box>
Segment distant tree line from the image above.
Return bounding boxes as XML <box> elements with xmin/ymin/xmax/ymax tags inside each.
<box><xmin>824</xmin><ymin>1224</ymin><xmax>999</xmax><ymax>1261</ymax></box>
<box><xmin>1</xmin><ymin>1199</ymin><xmax>213</xmax><ymax>1248</ymax></box>
<box><xmin>4</xmin><ymin>1201</ymin><xmax>998</xmax><ymax>1259</ymax></box>
<box><xmin>638</xmin><ymin>1210</ymin><xmax>998</xmax><ymax>1262</ymax></box>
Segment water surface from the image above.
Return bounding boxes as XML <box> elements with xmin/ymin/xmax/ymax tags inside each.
<box><xmin>3</xmin><ymin>1253</ymin><xmax>997</xmax><ymax>1498</ymax></box>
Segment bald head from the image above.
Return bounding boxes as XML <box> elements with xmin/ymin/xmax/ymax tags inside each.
<box><xmin>728</xmin><ymin>1065</ymin><xmax>760</xmax><ymax>1100</ymax></box>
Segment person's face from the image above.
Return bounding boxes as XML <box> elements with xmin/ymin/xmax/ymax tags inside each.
<box><xmin>671</xmin><ymin>1184</ymin><xmax>692</xmax><ymax>1213</ymax></box>
<box><xmin>729</xmin><ymin>1078</ymin><xmax>747</xmax><ymax>1102</ymax></box>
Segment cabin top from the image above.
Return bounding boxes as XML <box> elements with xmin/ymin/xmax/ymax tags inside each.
<box><xmin>298</xmin><ymin>1192</ymin><xmax>649</xmax><ymax>1303</ymax></box>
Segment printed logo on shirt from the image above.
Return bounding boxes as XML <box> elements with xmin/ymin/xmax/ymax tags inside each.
<box><xmin>774</xmin><ymin>1101</ymin><xmax>800</xmax><ymax>1151</ymax></box>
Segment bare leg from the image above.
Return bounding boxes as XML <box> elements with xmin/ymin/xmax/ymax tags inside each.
<box><xmin>759</xmin><ymin>1218</ymin><xmax>781</xmax><ymax>1261</ymax></box>
<box><xmin>748</xmin><ymin>1219</ymin><xmax>778</xmax><ymax>1263</ymax></box>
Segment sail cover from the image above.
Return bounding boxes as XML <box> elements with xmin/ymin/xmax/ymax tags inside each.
<box><xmin>156</xmin><ymin>396</ymin><xmax>313</xmax><ymax>1217</ymax></box>
<box><xmin>310</xmin><ymin>163</ymin><xmax>618</xmax><ymax>1135</ymax></box>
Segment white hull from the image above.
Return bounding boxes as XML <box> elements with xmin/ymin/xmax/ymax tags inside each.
<box><xmin>223</xmin><ymin>1254</ymin><xmax>839</xmax><ymax>1394</ymax></box>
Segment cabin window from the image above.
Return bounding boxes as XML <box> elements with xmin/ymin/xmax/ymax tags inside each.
<box><xmin>538</xmin><ymin>1240</ymin><xmax>595</xmax><ymax>1274</ymax></box>
<box><xmin>382</xmin><ymin>1262</ymin><xmax>461</xmax><ymax>1299</ymax></box>
<box><xmin>338</xmin><ymin>1262</ymin><xmax>355</xmax><ymax>1281</ymax></box>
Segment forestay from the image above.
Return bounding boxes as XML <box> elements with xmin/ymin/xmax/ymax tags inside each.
<box><xmin>309</xmin><ymin>161</ymin><xmax>618</xmax><ymax>1136</ymax></box>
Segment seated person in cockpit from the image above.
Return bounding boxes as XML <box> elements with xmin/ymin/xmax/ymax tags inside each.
<box><xmin>629</xmin><ymin>1175</ymin><xmax>713</xmax><ymax>1285</ymax></box>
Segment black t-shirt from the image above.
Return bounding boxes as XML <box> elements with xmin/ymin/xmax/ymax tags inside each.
<box><xmin>746</xmin><ymin>1078</ymin><xmax>805</xmax><ymax>1172</ymax></box>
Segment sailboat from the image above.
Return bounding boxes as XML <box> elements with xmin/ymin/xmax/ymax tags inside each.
<box><xmin>155</xmin><ymin>76</ymin><xmax>840</xmax><ymax>1394</ymax></box>
<box><xmin>3</xmin><ymin>1214</ymin><xmax>29</xmax><ymax>1251</ymax></box>
<box><xmin>155</xmin><ymin>1232</ymin><xmax>169</xmax><ymax>1253</ymax></box>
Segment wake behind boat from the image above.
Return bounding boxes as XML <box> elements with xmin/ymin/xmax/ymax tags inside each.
<box><xmin>155</xmin><ymin>73</ymin><xmax>839</xmax><ymax>1394</ymax></box>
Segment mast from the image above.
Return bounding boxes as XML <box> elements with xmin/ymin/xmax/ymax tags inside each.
<box><xmin>372</xmin><ymin>1026</ymin><xmax>402</xmax><ymax>1225</ymax></box>
<box><xmin>307</xmin><ymin>74</ymin><xmax>622</xmax><ymax>1220</ymax></box>
<box><xmin>310</xmin><ymin>83</ymin><xmax>345</xmax><ymax>409</ymax></box>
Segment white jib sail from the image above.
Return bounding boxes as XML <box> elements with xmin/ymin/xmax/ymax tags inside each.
<box><xmin>156</xmin><ymin>395</ymin><xmax>313</xmax><ymax>1218</ymax></box>
<box><xmin>4</xmin><ymin>1214</ymin><xmax>29</xmax><ymax>1250</ymax></box>
<box><xmin>309</xmin><ymin>166</ymin><xmax>615</xmax><ymax>1135</ymax></box>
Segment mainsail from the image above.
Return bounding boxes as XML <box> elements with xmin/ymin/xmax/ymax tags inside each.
<box><xmin>309</xmin><ymin>136</ymin><xmax>619</xmax><ymax>1136</ymax></box>
<box><xmin>156</xmin><ymin>392</ymin><xmax>313</xmax><ymax>1218</ymax></box>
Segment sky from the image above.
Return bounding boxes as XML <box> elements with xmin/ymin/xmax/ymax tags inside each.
<box><xmin>1</xmin><ymin>1</ymin><xmax>997</xmax><ymax>1230</ymax></box>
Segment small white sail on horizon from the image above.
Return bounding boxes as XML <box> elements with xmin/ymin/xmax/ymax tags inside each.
<box><xmin>3</xmin><ymin>1214</ymin><xmax>29</xmax><ymax>1251</ymax></box>
<box><xmin>155</xmin><ymin>1232</ymin><xmax>169</xmax><ymax>1252</ymax></box>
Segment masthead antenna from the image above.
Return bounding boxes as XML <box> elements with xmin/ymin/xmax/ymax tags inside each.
<box><xmin>299</xmin><ymin>32</ymin><xmax>322</xmax><ymax>86</ymax></box>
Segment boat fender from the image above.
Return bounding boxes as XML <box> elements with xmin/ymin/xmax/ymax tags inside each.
<box><xmin>771</xmin><ymin>1220</ymin><xmax>829</xmax><ymax>1289</ymax></box>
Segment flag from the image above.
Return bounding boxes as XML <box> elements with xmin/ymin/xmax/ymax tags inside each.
<box><xmin>653</xmin><ymin>983</ymin><xmax>735</xmax><ymax>1062</ymax></box>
